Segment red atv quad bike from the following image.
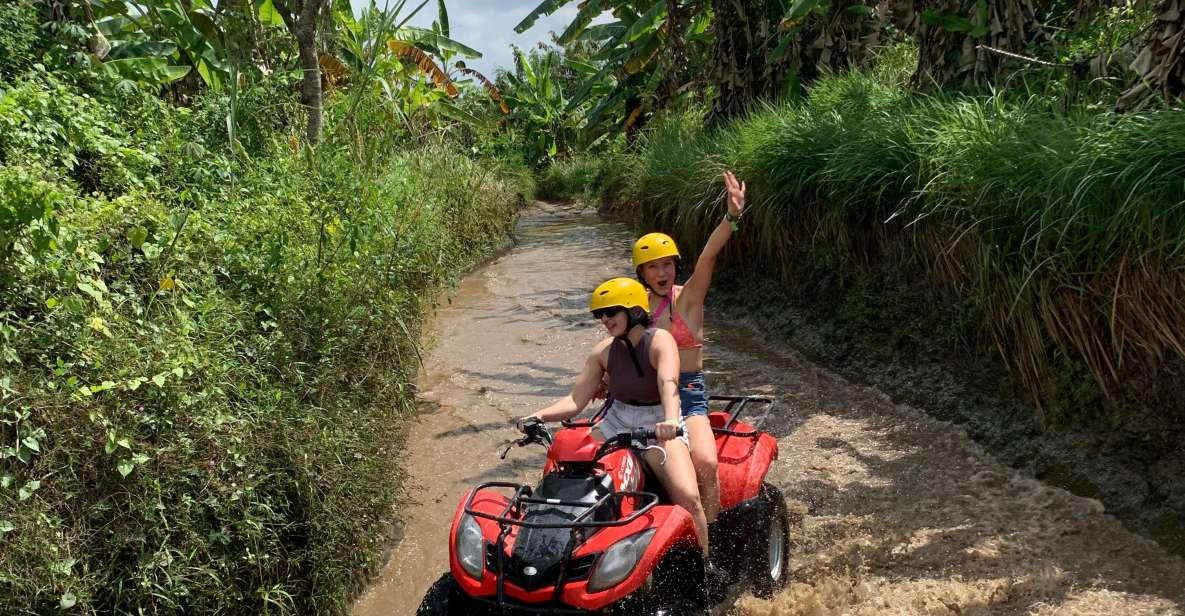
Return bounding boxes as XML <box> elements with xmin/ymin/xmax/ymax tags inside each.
<box><xmin>417</xmin><ymin>395</ymin><xmax>791</xmax><ymax>615</ymax></box>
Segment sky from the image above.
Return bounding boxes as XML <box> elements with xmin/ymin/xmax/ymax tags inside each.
<box><xmin>349</xmin><ymin>0</ymin><xmax>609</xmax><ymax>78</ymax></box>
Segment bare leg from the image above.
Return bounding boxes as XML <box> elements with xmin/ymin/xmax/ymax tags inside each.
<box><xmin>683</xmin><ymin>414</ymin><xmax>719</xmax><ymax>523</ymax></box>
<box><xmin>646</xmin><ymin>440</ymin><xmax>709</xmax><ymax>552</ymax></box>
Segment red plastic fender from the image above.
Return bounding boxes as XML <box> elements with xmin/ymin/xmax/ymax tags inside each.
<box><xmin>711</xmin><ymin>414</ymin><xmax>778</xmax><ymax>510</ymax></box>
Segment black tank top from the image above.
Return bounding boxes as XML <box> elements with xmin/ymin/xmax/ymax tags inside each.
<box><xmin>608</xmin><ymin>329</ymin><xmax>660</xmax><ymax>405</ymax></box>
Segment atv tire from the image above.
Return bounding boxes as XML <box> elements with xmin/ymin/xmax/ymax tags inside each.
<box><xmin>750</xmin><ymin>482</ymin><xmax>791</xmax><ymax>598</ymax></box>
<box><xmin>416</xmin><ymin>573</ymin><xmax>471</xmax><ymax>616</ymax></box>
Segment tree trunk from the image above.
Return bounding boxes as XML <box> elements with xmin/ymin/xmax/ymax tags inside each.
<box><xmin>657</xmin><ymin>0</ymin><xmax>691</xmax><ymax>107</ymax></box>
<box><xmin>275</xmin><ymin>0</ymin><xmax>325</xmax><ymax>143</ymax></box>
<box><xmin>1117</xmin><ymin>0</ymin><xmax>1185</xmax><ymax>111</ymax></box>
<box><xmin>707</xmin><ymin>0</ymin><xmax>788</xmax><ymax>125</ymax></box>
<box><xmin>298</xmin><ymin>35</ymin><xmax>323</xmax><ymax>142</ymax></box>
<box><xmin>792</xmin><ymin>0</ymin><xmax>882</xmax><ymax>86</ymax></box>
<box><xmin>911</xmin><ymin>0</ymin><xmax>1046</xmax><ymax>90</ymax></box>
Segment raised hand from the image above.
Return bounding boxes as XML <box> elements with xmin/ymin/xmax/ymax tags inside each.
<box><xmin>724</xmin><ymin>171</ymin><xmax>746</xmax><ymax>217</ymax></box>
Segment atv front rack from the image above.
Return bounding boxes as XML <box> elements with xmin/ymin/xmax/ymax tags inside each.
<box><xmin>464</xmin><ymin>482</ymin><xmax>660</xmax><ymax>614</ymax></box>
<box><xmin>464</xmin><ymin>481</ymin><xmax>659</xmax><ymax>528</ymax></box>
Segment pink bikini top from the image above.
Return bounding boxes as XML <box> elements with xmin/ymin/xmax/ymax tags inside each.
<box><xmin>651</xmin><ymin>286</ymin><xmax>703</xmax><ymax>350</ymax></box>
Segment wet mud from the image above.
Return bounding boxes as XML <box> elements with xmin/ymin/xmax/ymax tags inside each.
<box><xmin>354</xmin><ymin>204</ymin><xmax>1185</xmax><ymax>616</ymax></box>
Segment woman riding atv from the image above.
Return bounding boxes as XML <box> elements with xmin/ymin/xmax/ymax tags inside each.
<box><xmin>632</xmin><ymin>171</ymin><xmax>746</xmax><ymax>524</ymax></box>
<box><xmin>518</xmin><ymin>277</ymin><xmax>711</xmax><ymax>557</ymax></box>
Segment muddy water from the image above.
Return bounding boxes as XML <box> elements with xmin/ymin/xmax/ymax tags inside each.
<box><xmin>354</xmin><ymin>204</ymin><xmax>1185</xmax><ymax>616</ymax></box>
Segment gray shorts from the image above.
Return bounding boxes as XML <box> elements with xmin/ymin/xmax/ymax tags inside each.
<box><xmin>597</xmin><ymin>401</ymin><xmax>690</xmax><ymax>449</ymax></box>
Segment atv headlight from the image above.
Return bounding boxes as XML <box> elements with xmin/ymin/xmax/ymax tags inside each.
<box><xmin>455</xmin><ymin>514</ymin><xmax>484</xmax><ymax>580</ymax></box>
<box><xmin>587</xmin><ymin>529</ymin><xmax>656</xmax><ymax>592</ymax></box>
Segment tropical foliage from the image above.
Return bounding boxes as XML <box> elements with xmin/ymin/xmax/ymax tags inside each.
<box><xmin>0</xmin><ymin>1</ymin><xmax>532</xmax><ymax>613</ymax></box>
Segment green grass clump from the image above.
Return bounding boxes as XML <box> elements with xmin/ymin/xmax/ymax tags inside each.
<box><xmin>609</xmin><ymin>54</ymin><xmax>1185</xmax><ymax>425</ymax></box>
<box><xmin>0</xmin><ymin>67</ymin><xmax>529</xmax><ymax>613</ymax></box>
<box><xmin>536</xmin><ymin>147</ymin><xmax>630</xmax><ymax>207</ymax></box>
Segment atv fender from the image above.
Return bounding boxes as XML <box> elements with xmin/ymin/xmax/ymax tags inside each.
<box><xmin>715</xmin><ymin>427</ymin><xmax>778</xmax><ymax>509</ymax></box>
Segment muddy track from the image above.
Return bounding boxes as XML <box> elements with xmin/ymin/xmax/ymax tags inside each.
<box><xmin>353</xmin><ymin>204</ymin><xmax>1185</xmax><ymax>616</ymax></box>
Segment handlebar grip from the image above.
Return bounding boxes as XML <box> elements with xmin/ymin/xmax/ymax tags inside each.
<box><xmin>631</xmin><ymin>426</ymin><xmax>684</xmax><ymax>441</ymax></box>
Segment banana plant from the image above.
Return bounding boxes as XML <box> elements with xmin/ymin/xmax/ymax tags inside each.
<box><xmin>88</xmin><ymin>0</ymin><xmax>230</xmax><ymax>88</ymax></box>
<box><xmin>501</xmin><ymin>47</ymin><xmax>580</xmax><ymax>163</ymax></box>
<box><xmin>329</xmin><ymin>0</ymin><xmax>485</xmax><ymax>130</ymax></box>
<box><xmin>513</xmin><ymin>0</ymin><xmax>711</xmax><ymax>137</ymax></box>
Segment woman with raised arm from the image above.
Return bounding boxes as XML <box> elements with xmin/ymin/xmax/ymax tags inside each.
<box><xmin>517</xmin><ymin>278</ymin><xmax>711</xmax><ymax>556</ymax></box>
<box><xmin>631</xmin><ymin>170</ymin><xmax>746</xmax><ymax>524</ymax></box>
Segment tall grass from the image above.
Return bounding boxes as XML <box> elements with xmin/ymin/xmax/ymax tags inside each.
<box><xmin>610</xmin><ymin>46</ymin><xmax>1185</xmax><ymax>425</ymax></box>
<box><xmin>0</xmin><ymin>67</ymin><xmax>530</xmax><ymax>613</ymax></box>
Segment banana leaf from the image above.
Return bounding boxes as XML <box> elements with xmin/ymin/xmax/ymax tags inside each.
<box><xmin>514</xmin><ymin>0</ymin><xmax>578</xmax><ymax>33</ymax></box>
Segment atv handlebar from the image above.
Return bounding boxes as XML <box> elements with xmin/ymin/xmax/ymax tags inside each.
<box><xmin>501</xmin><ymin>417</ymin><xmax>553</xmax><ymax>459</ymax></box>
<box><xmin>592</xmin><ymin>426</ymin><xmax>684</xmax><ymax>466</ymax></box>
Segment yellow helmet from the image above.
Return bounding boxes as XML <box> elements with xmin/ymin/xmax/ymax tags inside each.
<box><xmin>632</xmin><ymin>232</ymin><xmax>681</xmax><ymax>269</ymax></box>
<box><xmin>589</xmin><ymin>277</ymin><xmax>649</xmax><ymax>314</ymax></box>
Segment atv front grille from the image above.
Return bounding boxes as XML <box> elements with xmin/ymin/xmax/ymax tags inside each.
<box><xmin>487</xmin><ymin>543</ymin><xmax>598</xmax><ymax>591</ymax></box>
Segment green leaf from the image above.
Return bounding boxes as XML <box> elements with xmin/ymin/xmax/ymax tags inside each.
<box><xmin>105</xmin><ymin>438</ymin><xmax>117</xmax><ymax>455</ymax></box>
<box><xmin>921</xmin><ymin>9</ymin><xmax>974</xmax><ymax>32</ymax></box>
<box><xmin>126</xmin><ymin>225</ymin><xmax>148</xmax><ymax>248</ymax></box>
<box><xmin>514</xmin><ymin>0</ymin><xmax>578</xmax><ymax>33</ymax></box>
<box><xmin>577</xmin><ymin>22</ymin><xmax>624</xmax><ymax>42</ymax></box>
<box><xmin>116</xmin><ymin>459</ymin><xmax>134</xmax><ymax>477</ymax></box>
<box><xmin>436</xmin><ymin>0</ymin><xmax>449</xmax><ymax>36</ymax></box>
<box><xmin>622</xmin><ymin>2</ymin><xmax>666</xmax><ymax>44</ymax></box>
<box><xmin>0</xmin><ymin>474</ymin><xmax>13</xmax><ymax>489</ymax></box>
<box><xmin>395</xmin><ymin>27</ymin><xmax>482</xmax><ymax>58</ymax></box>
<box><xmin>77</xmin><ymin>280</ymin><xmax>104</xmax><ymax>303</ymax></box>
<box><xmin>0</xmin><ymin>520</ymin><xmax>13</xmax><ymax>533</ymax></box>
<box><xmin>96</xmin><ymin>16</ymin><xmax>136</xmax><ymax>37</ymax></box>
<box><xmin>102</xmin><ymin>57</ymin><xmax>191</xmax><ymax>84</ymax></box>
<box><xmin>51</xmin><ymin>559</ymin><xmax>75</xmax><ymax>575</ymax></box>
<box><xmin>171</xmin><ymin>367</ymin><xmax>184</xmax><ymax>378</ymax></box>
<box><xmin>152</xmin><ymin>374</ymin><xmax>167</xmax><ymax>387</ymax></box>
<box><xmin>21</xmin><ymin>436</ymin><xmax>39</xmax><ymax>453</ymax></box>
<box><xmin>108</xmin><ymin>40</ymin><xmax>178</xmax><ymax>60</ymax></box>
<box><xmin>564</xmin><ymin>59</ymin><xmax>598</xmax><ymax>74</ymax></box>
<box><xmin>60</xmin><ymin>592</ymin><xmax>77</xmax><ymax>608</ymax></box>
<box><xmin>18</xmin><ymin>479</ymin><xmax>40</xmax><ymax>500</ymax></box>
<box><xmin>557</xmin><ymin>0</ymin><xmax>606</xmax><ymax>44</ymax></box>
<box><xmin>786</xmin><ymin>0</ymin><xmax>820</xmax><ymax>19</ymax></box>
<box><xmin>131</xmin><ymin>453</ymin><xmax>150</xmax><ymax>465</ymax></box>
<box><xmin>257</xmin><ymin>0</ymin><xmax>286</xmax><ymax>26</ymax></box>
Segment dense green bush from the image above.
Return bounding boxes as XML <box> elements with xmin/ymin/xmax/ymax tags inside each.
<box><xmin>0</xmin><ymin>65</ymin><xmax>530</xmax><ymax>613</ymax></box>
<box><xmin>604</xmin><ymin>46</ymin><xmax>1185</xmax><ymax>427</ymax></box>
<box><xmin>0</xmin><ymin>1</ymin><xmax>40</xmax><ymax>80</ymax></box>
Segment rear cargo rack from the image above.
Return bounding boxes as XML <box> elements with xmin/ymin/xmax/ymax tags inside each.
<box><xmin>464</xmin><ymin>481</ymin><xmax>660</xmax><ymax>613</ymax></box>
<box><xmin>710</xmin><ymin>394</ymin><xmax>773</xmax><ymax>436</ymax></box>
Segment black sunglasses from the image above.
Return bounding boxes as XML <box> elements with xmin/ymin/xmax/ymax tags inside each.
<box><xmin>591</xmin><ymin>306</ymin><xmax>626</xmax><ymax>320</ymax></box>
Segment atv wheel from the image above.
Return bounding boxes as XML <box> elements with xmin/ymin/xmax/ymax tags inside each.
<box><xmin>750</xmin><ymin>483</ymin><xmax>791</xmax><ymax>598</ymax></box>
<box><xmin>416</xmin><ymin>573</ymin><xmax>471</xmax><ymax>616</ymax></box>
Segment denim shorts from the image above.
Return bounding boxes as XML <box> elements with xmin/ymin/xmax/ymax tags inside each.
<box><xmin>678</xmin><ymin>371</ymin><xmax>709</xmax><ymax>418</ymax></box>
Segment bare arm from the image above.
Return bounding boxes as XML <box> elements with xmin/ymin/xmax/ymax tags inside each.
<box><xmin>651</xmin><ymin>330</ymin><xmax>682</xmax><ymax>440</ymax></box>
<box><xmin>681</xmin><ymin>171</ymin><xmax>746</xmax><ymax>306</ymax></box>
<box><xmin>529</xmin><ymin>343</ymin><xmax>607</xmax><ymax>423</ymax></box>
